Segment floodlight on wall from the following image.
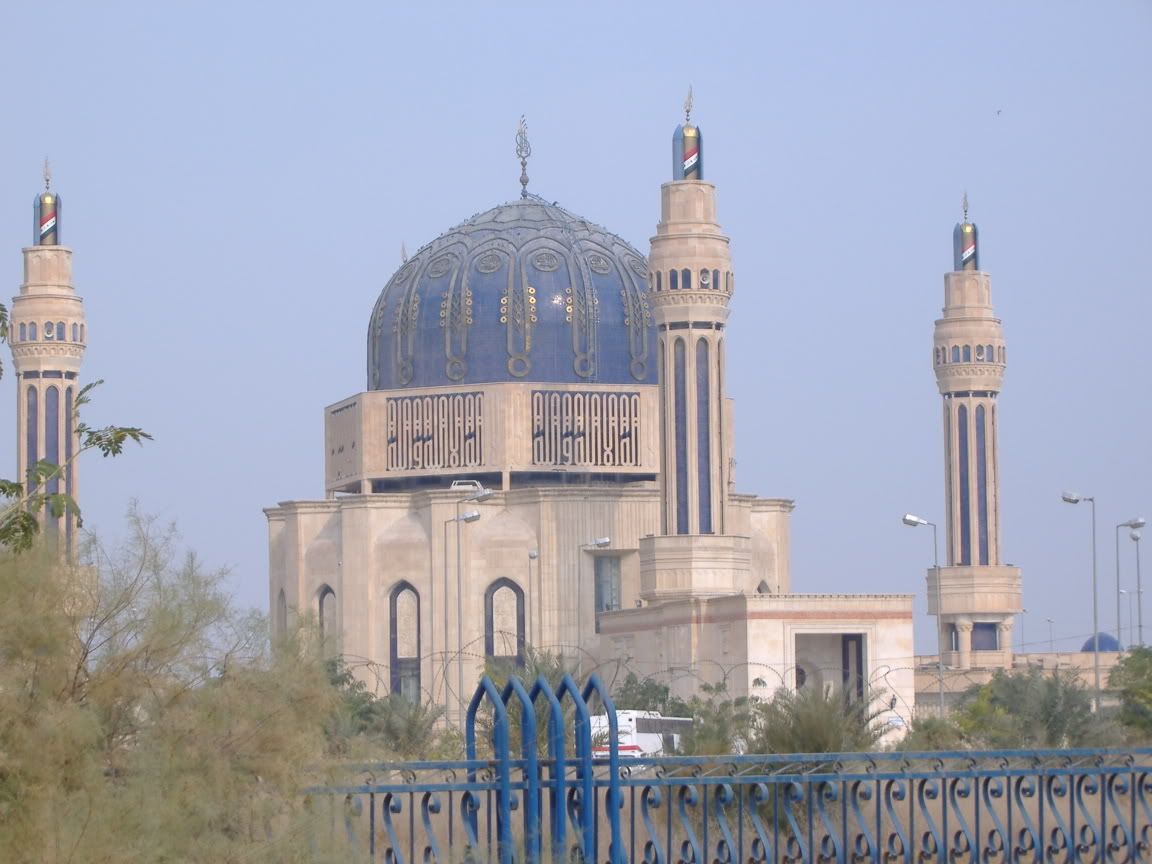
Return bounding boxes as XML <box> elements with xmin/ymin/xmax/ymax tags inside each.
<box><xmin>459</xmin><ymin>510</ymin><xmax>480</xmax><ymax>523</ymax></box>
<box><xmin>588</xmin><ymin>537</ymin><xmax>611</xmax><ymax>548</ymax></box>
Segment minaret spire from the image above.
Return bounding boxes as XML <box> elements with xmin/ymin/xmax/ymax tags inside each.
<box><xmin>12</xmin><ymin>170</ymin><xmax>88</xmax><ymax>555</ymax></box>
<box><xmin>928</xmin><ymin>212</ymin><xmax>1021</xmax><ymax>670</ymax></box>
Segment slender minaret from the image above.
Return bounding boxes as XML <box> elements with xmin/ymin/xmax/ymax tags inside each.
<box><xmin>927</xmin><ymin>197</ymin><xmax>1021</xmax><ymax>670</ymax></box>
<box><xmin>10</xmin><ymin>163</ymin><xmax>87</xmax><ymax>553</ymax></box>
<box><xmin>640</xmin><ymin>94</ymin><xmax>752</xmax><ymax>602</ymax></box>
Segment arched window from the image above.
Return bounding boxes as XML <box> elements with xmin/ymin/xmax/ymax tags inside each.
<box><xmin>44</xmin><ymin>322</ymin><xmax>54</xmax><ymax>341</ymax></box>
<box><xmin>484</xmin><ymin>578</ymin><xmax>524</xmax><ymax>663</ymax></box>
<box><xmin>696</xmin><ymin>338</ymin><xmax>712</xmax><ymax>533</ymax></box>
<box><xmin>681</xmin><ymin>268</ymin><xmax>691</xmax><ymax>290</ymax></box>
<box><xmin>962</xmin><ymin>345</ymin><xmax>972</xmax><ymax>362</ymax></box>
<box><xmin>670</xmin><ymin>269</ymin><xmax>679</xmax><ymax>290</ymax></box>
<box><xmin>56</xmin><ymin>322</ymin><xmax>65</xmax><ymax>341</ymax></box>
<box><xmin>655</xmin><ymin>271</ymin><xmax>661</xmax><ymax>292</ymax></box>
<box><xmin>79</xmin><ymin>324</ymin><xmax>84</xmax><ymax>342</ymax></box>
<box><xmin>45</xmin><ymin>387</ymin><xmax>59</xmax><ymax>496</ymax></box>
<box><xmin>318</xmin><ymin>585</ymin><xmax>337</xmax><ymax>650</ymax></box>
<box><xmin>951</xmin><ymin>345</ymin><xmax>960</xmax><ymax>363</ymax></box>
<box><xmin>18</xmin><ymin>323</ymin><xmax>26</xmax><ymax>342</ymax></box>
<box><xmin>673</xmin><ymin>338</ymin><xmax>689</xmax><ymax>534</ymax></box>
<box><xmin>72</xmin><ymin>323</ymin><xmax>79</xmax><ymax>342</ymax></box>
<box><xmin>389</xmin><ymin>582</ymin><xmax>421</xmax><ymax>701</ymax></box>
<box><xmin>986</xmin><ymin>344</ymin><xmax>994</xmax><ymax>362</ymax></box>
<box><xmin>276</xmin><ymin>589</ymin><xmax>288</xmax><ymax>638</ymax></box>
<box><xmin>957</xmin><ymin>405</ymin><xmax>971</xmax><ymax>566</ymax></box>
<box><xmin>975</xmin><ymin>344</ymin><xmax>985</xmax><ymax>361</ymax></box>
<box><xmin>712</xmin><ymin>269</ymin><xmax>720</xmax><ymax>291</ymax></box>
<box><xmin>26</xmin><ymin>386</ymin><xmax>37</xmax><ymax>475</ymax></box>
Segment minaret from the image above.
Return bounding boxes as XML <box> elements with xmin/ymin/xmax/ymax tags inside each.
<box><xmin>927</xmin><ymin>197</ymin><xmax>1021</xmax><ymax>670</ymax></box>
<box><xmin>640</xmin><ymin>94</ymin><xmax>752</xmax><ymax>601</ymax></box>
<box><xmin>10</xmin><ymin>163</ymin><xmax>87</xmax><ymax>553</ymax></box>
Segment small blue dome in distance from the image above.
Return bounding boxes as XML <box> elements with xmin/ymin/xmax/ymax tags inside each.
<box><xmin>1080</xmin><ymin>632</ymin><xmax>1121</xmax><ymax>653</ymax></box>
<box><xmin>368</xmin><ymin>196</ymin><xmax>655</xmax><ymax>390</ymax></box>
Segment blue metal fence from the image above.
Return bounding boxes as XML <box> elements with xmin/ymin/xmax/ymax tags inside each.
<box><xmin>311</xmin><ymin>673</ymin><xmax>1152</xmax><ymax>863</ymax></box>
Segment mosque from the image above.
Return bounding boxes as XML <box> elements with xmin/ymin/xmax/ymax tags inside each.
<box><xmin>10</xmin><ymin>105</ymin><xmax>1026</xmax><ymax>728</ymax></box>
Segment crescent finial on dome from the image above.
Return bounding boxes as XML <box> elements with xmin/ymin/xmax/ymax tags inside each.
<box><xmin>516</xmin><ymin>115</ymin><xmax>532</xmax><ymax>199</ymax></box>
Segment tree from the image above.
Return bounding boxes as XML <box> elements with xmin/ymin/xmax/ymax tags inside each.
<box><xmin>611</xmin><ymin>671</ymin><xmax>690</xmax><ymax>716</ymax></box>
<box><xmin>677</xmin><ymin>682</ymin><xmax>759</xmax><ymax>755</ymax></box>
<box><xmin>0</xmin><ymin>508</ymin><xmax>342</xmax><ymax>863</ymax></box>
<box><xmin>753</xmin><ymin>686</ymin><xmax>886</xmax><ymax>754</ymax></box>
<box><xmin>1110</xmin><ymin>647</ymin><xmax>1152</xmax><ymax>738</ymax></box>
<box><xmin>952</xmin><ymin>667</ymin><xmax>1118</xmax><ymax>749</ymax></box>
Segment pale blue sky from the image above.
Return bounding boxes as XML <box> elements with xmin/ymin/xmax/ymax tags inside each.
<box><xmin>2</xmin><ymin>2</ymin><xmax>1149</xmax><ymax>656</ymax></box>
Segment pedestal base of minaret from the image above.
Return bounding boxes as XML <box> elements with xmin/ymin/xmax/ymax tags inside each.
<box><xmin>638</xmin><ymin>533</ymin><xmax>751</xmax><ymax>601</ymax></box>
<box><xmin>927</xmin><ymin>565</ymin><xmax>1022</xmax><ymax>670</ymax></box>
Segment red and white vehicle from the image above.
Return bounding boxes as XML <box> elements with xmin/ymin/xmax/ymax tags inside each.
<box><xmin>590</xmin><ymin>711</ymin><xmax>693</xmax><ymax>757</ymax></box>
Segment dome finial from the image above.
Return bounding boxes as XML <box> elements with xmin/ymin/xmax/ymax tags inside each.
<box><xmin>515</xmin><ymin>115</ymin><xmax>532</xmax><ymax>199</ymax></box>
<box><xmin>401</xmin><ymin>241</ymin><xmax>408</xmax><ymax>263</ymax></box>
<box><xmin>43</xmin><ymin>157</ymin><xmax>51</xmax><ymax>191</ymax></box>
<box><xmin>684</xmin><ymin>85</ymin><xmax>693</xmax><ymax>124</ymax></box>
<box><xmin>962</xmin><ymin>189</ymin><xmax>969</xmax><ymax>223</ymax></box>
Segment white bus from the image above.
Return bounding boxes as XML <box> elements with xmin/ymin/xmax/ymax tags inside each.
<box><xmin>590</xmin><ymin>711</ymin><xmax>693</xmax><ymax>757</ymax></box>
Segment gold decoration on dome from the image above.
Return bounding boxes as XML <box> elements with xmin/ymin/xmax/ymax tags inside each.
<box><xmin>684</xmin><ymin>85</ymin><xmax>693</xmax><ymax>124</ymax></box>
<box><xmin>962</xmin><ymin>190</ymin><xmax>969</xmax><ymax>223</ymax></box>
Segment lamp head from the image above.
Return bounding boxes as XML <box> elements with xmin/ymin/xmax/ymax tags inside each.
<box><xmin>1125</xmin><ymin>517</ymin><xmax>1147</xmax><ymax>530</ymax></box>
<box><xmin>591</xmin><ymin>537</ymin><xmax>611</xmax><ymax>548</ymax></box>
<box><xmin>1061</xmin><ymin>491</ymin><xmax>1082</xmax><ymax>504</ymax></box>
<box><xmin>528</xmin><ymin>550</ymin><xmax>539</xmax><ymax>560</ymax></box>
<box><xmin>470</xmin><ymin>488</ymin><xmax>494</xmax><ymax>503</ymax></box>
<box><xmin>459</xmin><ymin>510</ymin><xmax>481</xmax><ymax>523</ymax></box>
<box><xmin>902</xmin><ymin>514</ymin><xmax>928</xmax><ymax>527</ymax></box>
<box><xmin>1133</xmin><ymin>530</ymin><xmax>1143</xmax><ymax>543</ymax></box>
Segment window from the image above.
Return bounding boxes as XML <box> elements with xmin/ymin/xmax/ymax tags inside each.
<box><xmin>44</xmin><ymin>322</ymin><xmax>54</xmax><ymax>340</ymax></box>
<box><xmin>985</xmin><ymin>344</ymin><xmax>993</xmax><ymax>362</ymax></box>
<box><xmin>389</xmin><ymin>582</ymin><xmax>420</xmax><ymax>702</ymax></box>
<box><xmin>962</xmin><ymin>345</ymin><xmax>972</xmax><ymax>362</ymax></box>
<box><xmin>696</xmin><ymin>338</ymin><xmax>712</xmax><ymax>533</ymax></box>
<box><xmin>972</xmin><ymin>622</ymin><xmax>999</xmax><ymax>651</ymax></box>
<box><xmin>80</xmin><ymin>324</ymin><xmax>84</xmax><ymax>342</ymax></box>
<box><xmin>276</xmin><ymin>589</ymin><xmax>288</xmax><ymax>637</ymax></box>
<box><xmin>26</xmin><ymin>387</ymin><xmax>38</xmax><ymax>475</ymax></box>
<box><xmin>56</xmin><ymin>322</ymin><xmax>65</xmax><ymax>341</ymax></box>
<box><xmin>655</xmin><ymin>271</ymin><xmax>661</xmax><ymax>292</ymax></box>
<box><xmin>712</xmin><ymin>269</ymin><xmax>720</xmax><ymax>291</ymax></box>
<box><xmin>594</xmin><ymin>556</ymin><xmax>622</xmax><ymax>619</ymax></box>
<box><xmin>318</xmin><ymin>585</ymin><xmax>337</xmax><ymax>650</ymax></box>
<box><xmin>673</xmin><ymin>339</ymin><xmax>688</xmax><ymax>534</ymax></box>
<box><xmin>72</xmin><ymin>323</ymin><xmax>79</xmax><ymax>342</ymax></box>
<box><xmin>484</xmin><ymin>578</ymin><xmax>525</xmax><ymax>662</ymax></box>
<box><xmin>670</xmin><ymin>269</ymin><xmax>679</xmax><ymax>290</ymax></box>
<box><xmin>18</xmin><ymin>323</ymin><xmax>26</xmax><ymax>342</ymax></box>
<box><xmin>951</xmin><ymin>345</ymin><xmax>960</xmax><ymax>363</ymax></box>
<box><xmin>958</xmin><ymin>405</ymin><xmax>971</xmax><ymax>565</ymax></box>
<box><xmin>975</xmin><ymin>344</ymin><xmax>985</xmax><ymax>361</ymax></box>
<box><xmin>681</xmin><ymin>268</ymin><xmax>691</xmax><ymax>290</ymax></box>
<box><xmin>45</xmin><ymin>387</ymin><xmax>59</xmax><ymax>496</ymax></box>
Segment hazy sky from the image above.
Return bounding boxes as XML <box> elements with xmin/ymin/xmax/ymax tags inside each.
<box><xmin>2</xmin><ymin>3</ymin><xmax>1148</xmax><ymax>656</ymax></box>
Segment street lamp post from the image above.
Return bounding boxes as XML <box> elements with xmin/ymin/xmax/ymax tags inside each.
<box><xmin>1135</xmin><ymin>529</ymin><xmax>1145</xmax><ymax>647</ymax></box>
<box><xmin>1019</xmin><ymin>608</ymin><xmax>1028</xmax><ymax>653</ymax></box>
<box><xmin>454</xmin><ymin>485</ymin><xmax>493</xmax><ymax>723</ymax></box>
<box><xmin>527</xmin><ymin>550</ymin><xmax>539</xmax><ymax>647</ymax></box>
<box><xmin>443</xmin><ymin>509</ymin><xmax>481</xmax><ymax>721</ymax></box>
<box><xmin>1116</xmin><ymin>517</ymin><xmax>1147</xmax><ymax>649</ymax></box>
<box><xmin>1121</xmin><ymin>589</ymin><xmax>1135</xmax><ymax>647</ymax></box>
<box><xmin>1046</xmin><ymin>617</ymin><xmax>1055</xmax><ymax>654</ymax></box>
<box><xmin>576</xmin><ymin>537</ymin><xmax>611</xmax><ymax>668</ymax></box>
<box><xmin>1062</xmin><ymin>492</ymin><xmax>1100</xmax><ymax>708</ymax></box>
<box><xmin>902</xmin><ymin>514</ymin><xmax>944</xmax><ymax>713</ymax></box>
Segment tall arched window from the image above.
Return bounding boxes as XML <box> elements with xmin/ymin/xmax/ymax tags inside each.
<box><xmin>655</xmin><ymin>271</ymin><xmax>662</xmax><ymax>292</ymax></box>
<box><xmin>18</xmin><ymin>323</ymin><xmax>26</xmax><ymax>342</ymax></box>
<box><xmin>55</xmin><ymin>322</ymin><xmax>65</xmax><ymax>341</ymax></box>
<box><xmin>681</xmin><ymin>268</ymin><xmax>691</xmax><ymax>290</ymax></box>
<box><xmin>712</xmin><ymin>269</ymin><xmax>720</xmax><ymax>291</ymax></box>
<box><xmin>72</xmin><ymin>323</ymin><xmax>79</xmax><ymax>342</ymax></box>
<box><xmin>389</xmin><ymin>582</ymin><xmax>421</xmax><ymax>701</ymax></box>
<box><xmin>962</xmin><ymin>344</ymin><xmax>972</xmax><ymax>362</ymax></box>
<box><xmin>976</xmin><ymin>405</ymin><xmax>989</xmax><ymax>565</ymax></box>
<box><xmin>986</xmin><ymin>344</ymin><xmax>994</xmax><ymax>363</ymax></box>
<box><xmin>44</xmin><ymin>321</ymin><xmax>54</xmax><ymax>341</ymax></box>
<box><xmin>696</xmin><ymin>338</ymin><xmax>712</xmax><ymax>533</ymax></box>
<box><xmin>951</xmin><ymin>345</ymin><xmax>960</xmax><ymax>363</ymax></box>
<box><xmin>29</xmin><ymin>322</ymin><xmax>37</xmax><ymax>341</ymax></box>
<box><xmin>276</xmin><ymin>589</ymin><xmax>288</xmax><ymax>638</ymax></box>
<box><xmin>64</xmin><ymin>387</ymin><xmax>74</xmax><ymax>550</ymax></box>
<box><xmin>669</xmin><ymin>269</ymin><xmax>679</xmax><ymax>290</ymax></box>
<box><xmin>26</xmin><ymin>386</ymin><xmax>38</xmax><ymax>476</ymax></box>
<box><xmin>673</xmin><ymin>338</ymin><xmax>689</xmax><ymax>534</ymax></box>
<box><xmin>484</xmin><ymin>578</ymin><xmax>525</xmax><ymax>663</ymax></box>
<box><xmin>318</xmin><ymin>585</ymin><xmax>337</xmax><ymax>650</ymax></box>
<box><xmin>45</xmin><ymin>387</ymin><xmax>59</xmax><ymax>496</ymax></box>
<box><xmin>957</xmin><ymin>405</ymin><xmax>971</xmax><ymax>566</ymax></box>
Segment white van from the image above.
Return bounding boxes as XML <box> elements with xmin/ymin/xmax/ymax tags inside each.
<box><xmin>590</xmin><ymin>711</ymin><xmax>693</xmax><ymax>757</ymax></box>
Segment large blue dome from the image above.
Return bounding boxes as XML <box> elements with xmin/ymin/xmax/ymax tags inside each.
<box><xmin>368</xmin><ymin>197</ymin><xmax>655</xmax><ymax>390</ymax></box>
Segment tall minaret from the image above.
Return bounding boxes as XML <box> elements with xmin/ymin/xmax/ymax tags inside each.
<box><xmin>640</xmin><ymin>93</ymin><xmax>752</xmax><ymax>601</ymax></box>
<box><xmin>927</xmin><ymin>197</ymin><xmax>1021</xmax><ymax>670</ymax></box>
<box><xmin>10</xmin><ymin>163</ymin><xmax>87</xmax><ymax>552</ymax></box>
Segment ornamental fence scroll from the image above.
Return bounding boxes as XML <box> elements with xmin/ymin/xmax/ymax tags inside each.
<box><xmin>309</xmin><ymin>673</ymin><xmax>1152</xmax><ymax>863</ymax></box>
